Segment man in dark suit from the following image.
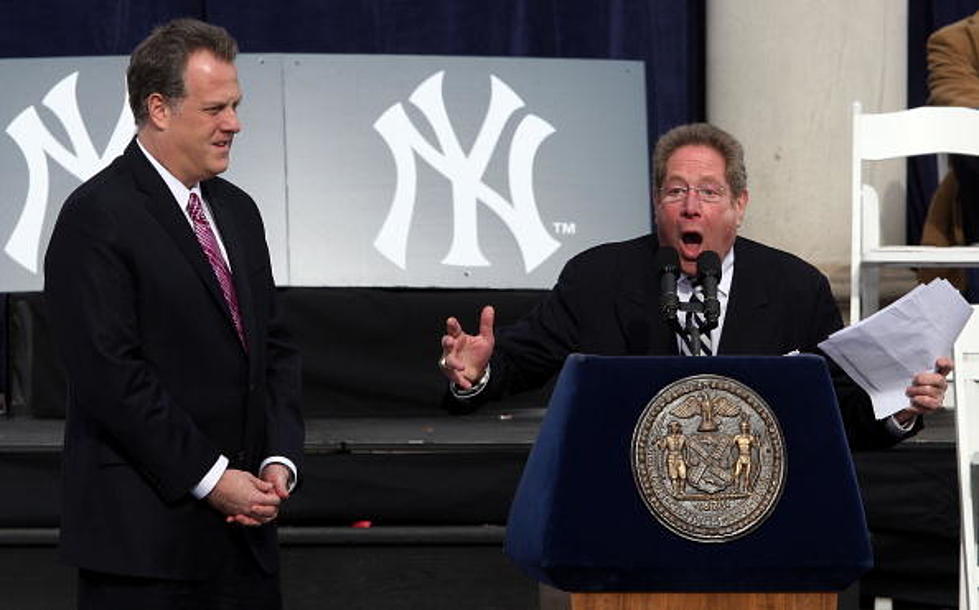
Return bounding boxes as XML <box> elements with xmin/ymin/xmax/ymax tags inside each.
<box><xmin>44</xmin><ymin>18</ymin><xmax>303</xmax><ymax>609</ymax></box>
<box><xmin>438</xmin><ymin>123</ymin><xmax>951</xmax><ymax>450</ymax></box>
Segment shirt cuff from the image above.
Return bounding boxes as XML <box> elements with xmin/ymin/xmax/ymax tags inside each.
<box><xmin>885</xmin><ymin>414</ymin><xmax>917</xmax><ymax>436</ymax></box>
<box><xmin>449</xmin><ymin>363</ymin><xmax>491</xmax><ymax>399</ymax></box>
<box><xmin>260</xmin><ymin>456</ymin><xmax>299</xmax><ymax>493</ymax></box>
<box><xmin>192</xmin><ymin>454</ymin><xmax>229</xmax><ymax>499</ymax></box>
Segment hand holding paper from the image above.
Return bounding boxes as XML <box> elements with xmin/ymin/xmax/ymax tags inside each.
<box><xmin>896</xmin><ymin>357</ymin><xmax>954</xmax><ymax>424</ymax></box>
<box><xmin>818</xmin><ymin>279</ymin><xmax>969</xmax><ymax>419</ymax></box>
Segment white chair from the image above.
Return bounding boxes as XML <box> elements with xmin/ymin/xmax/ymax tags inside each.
<box><xmin>850</xmin><ymin>101</ymin><xmax>979</xmax><ymax>322</ymax></box>
<box><xmin>955</xmin><ymin>305</ymin><xmax>979</xmax><ymax>609</ymax></box>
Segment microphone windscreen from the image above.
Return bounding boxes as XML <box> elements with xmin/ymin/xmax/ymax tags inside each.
<box><xmin>696</xmin><ymin>250</ymin><xmax>721</xmax><ymax>280</ymax></box>
<box><xmin>654</xmin><ymin>247</ymin><xmax>680</xmax><ymax>276</ymax></box>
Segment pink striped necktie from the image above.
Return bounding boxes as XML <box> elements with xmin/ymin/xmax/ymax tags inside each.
<box><xmin>187</xmin><ymin>192</ymin><xmax>247</xmax><ymax>350</ymax></box>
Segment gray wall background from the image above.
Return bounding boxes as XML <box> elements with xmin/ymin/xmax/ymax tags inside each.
<box><xmin>0</xmin><ymin>54</ymin><xmax>649</xmax><ymax>291</ymax></box>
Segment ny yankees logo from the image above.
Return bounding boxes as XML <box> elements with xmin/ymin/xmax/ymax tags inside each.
<box><xmin>373</xmin><ymin>71</ymin><xmax>560</xmax><ymax>272</ymax></box>
<box><xmin>5</xmin><ymin>71</ymin><xmax>133</xmax><ymax>273</ymax></box>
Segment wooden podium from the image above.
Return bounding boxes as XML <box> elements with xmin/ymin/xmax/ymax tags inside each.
<box><xmin>569</xmin><ymin>592</ymin><xmax>835</xmax><ymax>610</ymax></box>
<box><xmin>505</xmin><ymin>355</ymin><xmax>872</xmax><ymax>607</ymax></box>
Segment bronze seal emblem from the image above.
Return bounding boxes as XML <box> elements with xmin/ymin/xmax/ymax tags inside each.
<box><xmin>631</xmin><ymin>374</ymin><xmax>786</xmax><ymax>542</ymax></box>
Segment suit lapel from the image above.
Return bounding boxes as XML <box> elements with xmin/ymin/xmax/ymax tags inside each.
<box><xmin>616</xmin><ymin>289</ymin><xmax>678</xmax><ymax>355</ymax></box>
<box><xmin>125</xmin><ymin>140</ymin><xmax>244</xmax><ymax>349</ymax></box>
<box><xmin>615</xmin><ymin>237</ymin><xmax>678</xmax><ymax>356</ymax></box>
<box><xmin>716</xmin><ymin>238</ymin><xmax>769</xmax><ymax>354</ymax></box>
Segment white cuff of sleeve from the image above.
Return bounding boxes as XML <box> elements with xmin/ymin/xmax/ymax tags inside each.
<box><xmin>885</xmin><ymin>414</ymin><xmax>917</xmax><ymax>436</ymax></box>
<box><xmin>449</xmin><ymin>363</ymin><xmax>491</xmax><ymax>399</ymax></box>
<box><xmin>260</xmin><ymin>456</ymin><xmax>299</xmax><ymax>492</ymax></box>
<box><xmin>192</xmin><ymin>454</ymin><xmax>229</xmax><ymax>499</ymax></box>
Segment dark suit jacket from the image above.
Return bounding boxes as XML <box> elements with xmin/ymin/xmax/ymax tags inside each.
<box><xmin>44</xmin><ymin>139</ymin><xmax>304</xmax><ymax>580</ymax></box>
<box><xmin>461</xmin><ymin>234</ymin><xmax>915</xmax><ymax>450</ymax></box>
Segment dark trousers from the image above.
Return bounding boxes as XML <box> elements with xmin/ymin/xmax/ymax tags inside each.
<box><xmin>952</xmin><ymin>154</ymin><xmax>979</xmax><ymax>244</ymax></box>
<box><xmin>951</xmin><ymin>155</ymin><xmax>979</xmax><ymax>302</ymax></box>
<box><xmin>77</xmin><ymin>535</ymin><xmax>282</xmax><ymax>610</ymax></box>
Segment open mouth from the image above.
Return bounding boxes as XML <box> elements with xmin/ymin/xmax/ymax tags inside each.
<box><xmin>681</xmin><ymin>231</ymin><xmax>703</xmax><ymax>246</ymax></box>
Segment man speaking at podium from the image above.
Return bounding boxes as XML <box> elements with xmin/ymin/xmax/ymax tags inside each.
<box><xmin>438</xmin><ymin>123</ymin><xmax>951</xmax><ymax>450</ymax></box>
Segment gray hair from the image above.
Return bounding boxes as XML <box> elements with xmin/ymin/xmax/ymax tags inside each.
<box><xmin>652</xmin><ymin>123</ymin><xmax>747</xmax><ymax>197</ymax></box>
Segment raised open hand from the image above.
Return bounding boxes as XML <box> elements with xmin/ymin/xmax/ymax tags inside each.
<box><xmin>439</xmin><ymin>305</ymin><xmax>495</xmax><ymax>390</ymax></box>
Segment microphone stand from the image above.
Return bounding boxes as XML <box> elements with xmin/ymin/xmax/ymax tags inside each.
<box><xmin>677</xmin><ymin>297</ymin><xmax>703</xmax><ymax>356</ymax></box>
<box><xmin>658</xmin><ymin>248</ymin><xmax>720</xmax><ymax>357</ymax></box>
<box><xmin>674</xmin><ymin>293</ymin><xmax>718</xmax><ymax>357</ymax></box>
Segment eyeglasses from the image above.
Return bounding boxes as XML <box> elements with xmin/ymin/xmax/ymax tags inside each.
<box><xmin>658</xmin><ymin>184</ymin><xmax>727</xmax><ymax>204</ymax></box>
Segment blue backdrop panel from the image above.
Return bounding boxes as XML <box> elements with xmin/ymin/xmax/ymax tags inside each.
<box><xmin>0</xmin><ymin>0</ymin><xmax>704</xmax><ymax>148</ymax></box>
<box><xmin>0</xmin><ymin>1</ymin><xmax>203</xmax><ymax>57</ymax></box>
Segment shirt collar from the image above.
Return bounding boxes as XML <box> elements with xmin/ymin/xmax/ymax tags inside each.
<box><xmin>136</xmin><ymin>138</ymin><xmax>203</xmax><ymax>208</ymax></box>
<box><xmin>718</xmin><ymin>246</ymin><xmax>734</xmax><ymax>297</ymax></box>
<box><xmin>678</xmin><ymin>246</ymin><xmax>735</xmax><ymax>297</ymax></box>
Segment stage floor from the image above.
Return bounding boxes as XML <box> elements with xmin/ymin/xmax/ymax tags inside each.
<box><xmin>0</xmin><ymin>406</ymin><xmax>955</xmax><ymax>452</ymax></box>
<box><xmin>0</xmin><ymin>407</ymin><xmax>961</xmax><ymax>608</ymax></box>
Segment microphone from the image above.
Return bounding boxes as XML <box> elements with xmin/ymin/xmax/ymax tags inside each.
<box><xmin>696</xmin><ymin>251</ymin><xmax>722</xmax><ymax>328</ymax></box>
<box><xmin>654</xmin><ymin>247</ymin><xmax>680</xmax><ymax>322</ymax></box>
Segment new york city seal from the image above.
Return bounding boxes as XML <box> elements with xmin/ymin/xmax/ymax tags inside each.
<box><xmin>631</xmin><ymin>374</ymin><xmax>786</xmax><ymax>542</ymax></box>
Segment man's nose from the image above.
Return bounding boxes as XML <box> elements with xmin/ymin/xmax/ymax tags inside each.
<box><xmin>222</xmin><ymin>107</ymin><xmax>241</xmax><ymax>133</ymax></box>
<box><xmin>680</xmin><ymin>190</ymin><xmax>702</xmax><ymax>214</ymax></box>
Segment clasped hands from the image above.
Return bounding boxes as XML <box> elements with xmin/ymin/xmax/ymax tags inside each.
<box><xmin>206</xmin><ymin>463</ymin><xmax>292</xmax><ymax>527</ymax></box>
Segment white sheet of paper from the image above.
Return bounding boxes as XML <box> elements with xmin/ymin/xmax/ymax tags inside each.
<box><xmin>818</xmin><ymin>279</ymin><xmax>972</xmax><ymax>419</ymax></box>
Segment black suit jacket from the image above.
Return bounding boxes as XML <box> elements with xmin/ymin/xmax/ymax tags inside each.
<box><xmin>44</xmin><ymin>139</ymin><xmax>304</xmax><ymax>579</ymax></box>
<box><xmin>466</xmin><ymin>234</ymin><xmax>915</xmax><ymax>450</ymax></box>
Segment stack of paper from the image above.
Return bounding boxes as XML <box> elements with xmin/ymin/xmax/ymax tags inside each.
<box><xmin>818</xmin><ymin>279</ymin><xmax>972</xmax><ymax>419</ymax></box>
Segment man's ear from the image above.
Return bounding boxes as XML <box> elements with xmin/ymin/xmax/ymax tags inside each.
<box><xmin>145</xmin><ymin>93</ymin><xmax>171</xmax><ymax>130</ymax></box>
<box><xmin>734</xmin><ymin>189</ymin><xmax>749</xmax><ymax>227</ymax></box>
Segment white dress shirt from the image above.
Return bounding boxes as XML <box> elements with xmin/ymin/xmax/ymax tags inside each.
<box><xmin>136</xmin><ymin>139</ymin><xmax>298</xmax><ymax>498</ymax></box>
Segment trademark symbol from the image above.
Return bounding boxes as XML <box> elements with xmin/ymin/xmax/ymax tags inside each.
<box><xmin>552</xmin><ymin>221</ymin><xmax>576</xmax><ymax>235</ymax></box>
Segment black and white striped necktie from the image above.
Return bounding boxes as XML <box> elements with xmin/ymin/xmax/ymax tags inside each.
<box><xmin>679</xmin><ymin>282</ymin><xmax>712</xmax><ymax>356</ymax></box>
